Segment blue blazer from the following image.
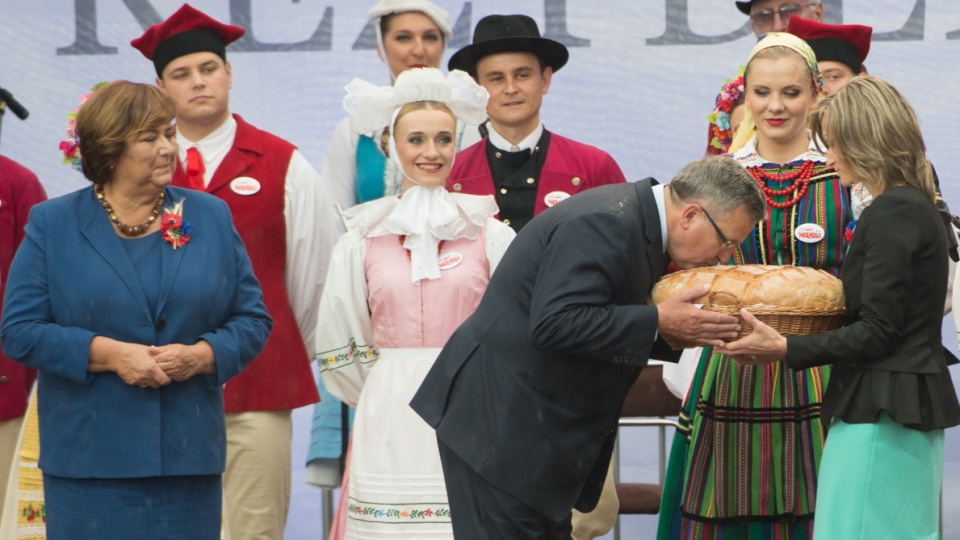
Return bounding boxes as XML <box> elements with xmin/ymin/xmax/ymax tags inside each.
<box><xmin>0</xmin><ymin>185</ymin><xmax>271</xmax><ymax>479</ymax></box>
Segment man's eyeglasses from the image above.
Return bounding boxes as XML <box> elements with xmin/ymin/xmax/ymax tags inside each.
<box><xmin>701</xmin><ymin>206</ymin><xmax>738</xmax><ymax>249</ymax></box>
<box><xmin>750</xmin><ymin>3</ymin><xmax>817</xmax><ymax>28</ymax></box>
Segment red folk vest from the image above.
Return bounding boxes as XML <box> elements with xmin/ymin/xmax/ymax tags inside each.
<box><xmin>173</xmin><ymin>115</ymin><xmax>319</xmax><ymax>412</ymax></box>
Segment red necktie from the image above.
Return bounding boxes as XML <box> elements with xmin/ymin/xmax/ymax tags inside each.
<box><xmin>185</xmin><ymin>147</ymin><xmax>206</xmax><ymax>191</ymax></box>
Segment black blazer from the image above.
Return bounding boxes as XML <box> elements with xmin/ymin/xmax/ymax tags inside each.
<box><xmin>787</xmin><ymin>185</ymin><xmax>960</xmax><ymax>430</ymax></box>
<box><xmin>411</xmin><ymin>179</ymin><xmax>669</xmax><ymax>521</ymax></box>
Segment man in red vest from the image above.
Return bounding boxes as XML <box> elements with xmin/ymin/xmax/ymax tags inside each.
<box><xmin>0</xmin><ymin>155</ymin><xmax>46</xmax><ymax>519</ymax></box>
<box><xmin>132</xmin><ymin>5</ymin><xmax>336</xmax><ymax>538</ymax></box>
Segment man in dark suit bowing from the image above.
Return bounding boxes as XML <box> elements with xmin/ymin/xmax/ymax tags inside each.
<box><xmin>410</xmin><ymin>156</ymin><xmax>766</xmax><ymax>538</ymax></box>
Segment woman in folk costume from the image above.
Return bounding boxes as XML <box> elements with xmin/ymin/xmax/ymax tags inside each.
<box><xmin>307</xmin><ymin>0</ymin><xmax>481</xmax><ymax>490</ymax></box>
<box><xmin>315</xmin><ymin>67</ymin><xmax>515</xmax><ymax>539</ymax></box>
<box><xmin>658</xmin><ymin>33</ymin><xmax>851</xmax><ymax>539</ymax></box>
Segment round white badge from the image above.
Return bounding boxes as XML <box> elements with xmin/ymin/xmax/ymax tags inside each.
<box><xmin>794</xmin><ymin>223</ymin><xmax>825</xmax><ymax>243</ymax></box>
<box><xmin>544</xmin><ymin>191</ymin><xmax>570</xmax><ymax>207</ymax></box>
<box><xmin>438</xmin><ymin>251</ymin><xmax>463</xmax><ymax>271</ymax></box>
<box><xmin>230</xmin><ymin>177</ymin><xmax>261</xmax><ymax>196</ymax></box>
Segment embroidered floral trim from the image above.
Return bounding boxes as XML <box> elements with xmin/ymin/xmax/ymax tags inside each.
<box><xmin>160</xmin><ymin>198</ymin><xmax>192</xmax><ymax>249</ymax></box>
<box><xmin>347</xmin><ymin>501</ymin><xmax>451</xmax><ymax>523</ymax></box>
<box><xmin>21</xmin><ymin>502</ymin><xmax>45</xmax><ymax>523</ymax></box>
<box><xmin>317</xmin><ymin>339</ymin><xmax>378</xmax><ymax>372</ymax></box>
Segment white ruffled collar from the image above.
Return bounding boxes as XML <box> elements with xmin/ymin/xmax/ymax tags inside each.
<box><xmin>733</xmin><ymin>133</ymin><xmax>826</xmax><ymax>167</ymax></box>
<box><xmin>342</xmin><ymin>187</ymin><xmax>499</xmax><ymax>282</ymax></box>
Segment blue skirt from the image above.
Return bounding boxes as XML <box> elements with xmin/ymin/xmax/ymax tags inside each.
<box><xmin>43</xmin><ymin>474</ymin><xmax>221</xmax><ymax>540</ymax></box>
<box><xmin>813</xmin><ymin>413</ymin><xmax>943</xmax><ymax>540</ymax></box>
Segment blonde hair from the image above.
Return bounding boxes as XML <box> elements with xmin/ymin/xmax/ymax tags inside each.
<box><xmin>729</xmin><ymin>33</ymin><xmax>821</xmax><ymax>154</ymax></box>
<box><xmin>76</xmin><ymin>80</ymin><xmax>176</xmax><ymax>185</ymax></box>
<box><xmin>810</xmin><ymin>76</ymin><xmax>935</xmax><ymax>201</ymax></box>
<box><xmin>380</xmin><ymin>100</ymin><xmax>455</xmax><ymax>154</ymax></box>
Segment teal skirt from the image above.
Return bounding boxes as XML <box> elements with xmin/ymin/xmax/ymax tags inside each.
<box><xmin>813</xmin><ymin>412</ymin><xmax>943</xmax><ymax>540</ymax></box>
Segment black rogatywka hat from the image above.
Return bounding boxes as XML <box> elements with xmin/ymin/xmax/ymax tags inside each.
<box><xmin>448</xmin><ymin>14</ymin><xmax>569</xmax><ymax>74</ymax></box>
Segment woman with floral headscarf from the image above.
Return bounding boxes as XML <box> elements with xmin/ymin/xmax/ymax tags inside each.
<box><xmin>315</xmin><ymin>68</ymin><xmax>514</xmax><ymax>539</ymax></box>
<box><xmin>658</xmin><ymin>33</ymin><xmax>851</xmax><ymax>540</ymax></box>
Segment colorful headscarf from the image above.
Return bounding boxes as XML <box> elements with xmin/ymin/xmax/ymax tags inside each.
<box><xmin>729</xmin><ymin>32</ymin><xmax>822</xmax><ymax>153</ymax></box>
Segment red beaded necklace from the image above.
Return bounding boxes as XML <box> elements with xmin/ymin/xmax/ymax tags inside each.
<box><xmin>748</xmin><ymin>161</ymin><xmax>815</xmax><ymax>209</ymax></box>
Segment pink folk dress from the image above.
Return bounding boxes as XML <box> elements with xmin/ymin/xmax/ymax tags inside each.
<box><xmin>316</xmin><ymin>193</ymin><xmax>514</xmax><ymax>539</ymax></box>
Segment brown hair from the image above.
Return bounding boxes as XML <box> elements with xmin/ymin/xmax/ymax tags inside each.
<box><xmin>76</xmin><ymin>80</ymin><xmax>177</xmax><ymax>185</ymax></box>
<box><xmin>380</xmin><ymin>100</ymin><xmax>455</xmax><ymax>154</ymax></box>
<box><xmin>810</xmin><ymin>76</ymin><xmax>935</xmax><ymax>201</ymax></box>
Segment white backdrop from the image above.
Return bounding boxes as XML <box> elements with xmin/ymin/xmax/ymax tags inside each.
<box><xmin>2</xmin><ymin>1</ymin><xmax>959</xmax><ymax>202</ymax></box>
<box><xmin>2</xmin><ymin>1</ymin><xmax>959</xmax><ymax>538</ymax></box>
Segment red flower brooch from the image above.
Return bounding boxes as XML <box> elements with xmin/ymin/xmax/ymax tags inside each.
<box><xmin>160</xmin><ymin>199</ymin><xmax>192</xmax><ymax>249</ymax></box>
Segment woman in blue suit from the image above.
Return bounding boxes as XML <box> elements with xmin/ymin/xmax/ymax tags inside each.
<box><xmin>0</xmin><ymin>81</ymin><xmax>272</xmax><ymax>539</ymax></box>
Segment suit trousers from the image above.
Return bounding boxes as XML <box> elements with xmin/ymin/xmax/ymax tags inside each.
<box><xmin>438</xmin><ymin>440</ymin><xmax>573</xmax><ymax>539</ymax></box>
<box><xmin>570</xmin><ymin>457</ymin><xmax>618</xmax><ymax>539</ymax></box>
<box><xmin>224</xmin><ymin>410</ymin><xmax>293</xmax><ymax>540</ymax></box>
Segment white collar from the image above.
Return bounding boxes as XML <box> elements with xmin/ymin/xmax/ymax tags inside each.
<box><xmin>733</xmin><ymin>133</ymin><xmax>826</xmax><ymax>167</ymax></box>
<box><xmin>652</xmin><ymin>184</ymin><xmax>667</xmax><ymax>253</ymax></box>
<box><xmin>176</xmin><ymin>115</ymin><xmax>236</xmax><ymax>166</ymax></box>
<box><xmin>487</xmin><ymin>123</ymin><xmax>544</xmax><ymax>154</ymax></box>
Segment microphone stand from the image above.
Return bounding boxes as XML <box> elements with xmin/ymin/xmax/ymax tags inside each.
<box><xmin>0</xmin><ymin>86</ymin><xmax>30</xmax><ymax>149</ymax></box>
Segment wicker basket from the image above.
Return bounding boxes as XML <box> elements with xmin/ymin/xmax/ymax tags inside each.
<box><xmin>662</xmin><ymin>292</ymin><xmax>848</xmax><ymax>350</ymax></box>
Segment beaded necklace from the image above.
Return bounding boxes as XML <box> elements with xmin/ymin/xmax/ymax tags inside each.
<box><xmin>747</xmin><ymin>160</ymin><xmax>815</xmax><ymax>209</ymax></box>
<box><xmin>94</xmin><ymin>184</ymin><xmax>165</xmax><ymax>237</ymax></box>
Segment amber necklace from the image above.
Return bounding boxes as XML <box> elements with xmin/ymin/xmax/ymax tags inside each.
<box><xmin>94</xmin><ymin>184</ymin><xmax>165</xmax><ymax>237</ymax></box>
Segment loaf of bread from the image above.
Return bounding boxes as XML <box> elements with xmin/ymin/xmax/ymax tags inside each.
<box><xmin>651</xmin><ymin>265</ymin><xmax>845</xmax><ymax>309</ymax></box>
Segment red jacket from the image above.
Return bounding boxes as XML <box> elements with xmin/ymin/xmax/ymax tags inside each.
<box><xmin>447</xmin><ymin>132</ymin><xmax>627</xmax><ymax>216</ymax></box>
<box><xmin>173</xmin><ymin>115</ymin><xmax>319</xmax><ymax>412</ymax></box>
<box><xmin>0</xmin><ymin>155</ymin><xmax>47</xmax><ymax>420</ymax></box>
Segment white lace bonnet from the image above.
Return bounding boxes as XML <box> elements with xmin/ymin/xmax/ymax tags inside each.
<box><xmin>343</xmin><ymin>67</ymin><xmax>489</xmax><ymax>141</ymax></box>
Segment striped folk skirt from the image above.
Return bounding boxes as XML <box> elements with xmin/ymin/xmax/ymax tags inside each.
<box><xmin>658</xmin><ymin>348</ymin><xmax>829</xmax><ymax>540</ymax></box>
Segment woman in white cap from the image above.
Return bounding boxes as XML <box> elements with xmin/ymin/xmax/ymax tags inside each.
<box><xmin>306</xmin><ymin>0</ymin><xmax>481</xmax><ymax>492</ymax></box>
<box><xmin>658</xmin><ymin>33</ymin><xmax>851</xmax><ymax>540</ymax></box>
<box><xmin>319</xmin><ymin>0</ymin><xmax>481</xmax><ymax>210</ymax></box>
<box><xmin>315</xmin><ymin>67</ymin><xmax>514</xmax><ymax>539</ymax></box>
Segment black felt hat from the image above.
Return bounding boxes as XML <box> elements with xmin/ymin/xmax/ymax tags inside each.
<box><xmin>448</xmin><ymin>14</ymin><xmax>569</xmax><ymax>73</ymax></box>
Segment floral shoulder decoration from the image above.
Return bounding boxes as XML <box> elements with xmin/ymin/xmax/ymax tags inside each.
<box><xmin>160</xmin><ymin>199</ymin><xmax>193</xmax><ymax>249</ymax></box>
<box><xmin>59</xmin><ymin>82</ymin><xmax>108</xmax><ymax>171</ymax></box>
<box><xmin>707</xmin><ymin>68</ymin><xmax>745</xmax><ymax>155</ymax></box>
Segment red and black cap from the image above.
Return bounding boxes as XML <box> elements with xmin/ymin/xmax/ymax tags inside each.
<box><xmin>131</xmin><ymin>4</ymin><xmax>245</xmax><ymax>77</ymax></box>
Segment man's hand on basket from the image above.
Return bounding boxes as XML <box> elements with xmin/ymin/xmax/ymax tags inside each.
<box><xmin>657</xmin><ymin>285</ymin><xmax>742</xmax><ymax>349</ymax></box>
<box><xmin>715</xmin><ymin>309</ymin><xmax>787</xmax><ymax>365</ymax></box>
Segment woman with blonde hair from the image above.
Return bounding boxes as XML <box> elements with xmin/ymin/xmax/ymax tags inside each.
<box><xmin>658</xmin><ymin>32</ymin><xmax>851</xmax><ymax>539</ymax></box>
<box><xmin>316</xmin><ymin>67</ymin><xmax>514</xmax><ymax>539</ymax></box>
<box><xmin>307</xmin><ymin>0</ymin><xmax>481</xmax><ymax>490</ymax></box>
<box><xmin>718</xmin><ymin>75</ymin><xmax>960</xmax><ymax>540</ymax></box>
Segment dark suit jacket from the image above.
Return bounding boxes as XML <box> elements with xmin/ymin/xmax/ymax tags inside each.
<box><xmin>411</xmin><ymin>179</ymin><xmax>668</xmax><ymax>521</ymax></box>
<box><xmin>0</xmin><ymin>185</ymin><xmax>272</xmax><ymax>478</ymax></box>
<box><xmin>787</xmin><ymin>185</ymin><xmax>960</xmax><ymax>429</ymax></box>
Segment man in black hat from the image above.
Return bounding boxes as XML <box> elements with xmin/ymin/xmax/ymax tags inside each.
<box><xmin>445</xmin><ymin>14</ymin><xmax>626</xmax><ymax>233</ymax></box>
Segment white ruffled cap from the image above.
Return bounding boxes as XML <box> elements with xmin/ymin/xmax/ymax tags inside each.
<box><xmin>368</xmin><ymin>0</ymin><xmax>453</xmax><ymax>61</ymax></box>
<box><xmin>343</xmin><ymin>68</ymin><xmax>489</xmax><ymax>135</ymax></box>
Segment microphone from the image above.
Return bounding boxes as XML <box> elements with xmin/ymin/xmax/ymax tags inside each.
<box><xmin>0</xmin><ymin>87</ymin><xmax>29</xmax><ymax>120</ymax></box>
